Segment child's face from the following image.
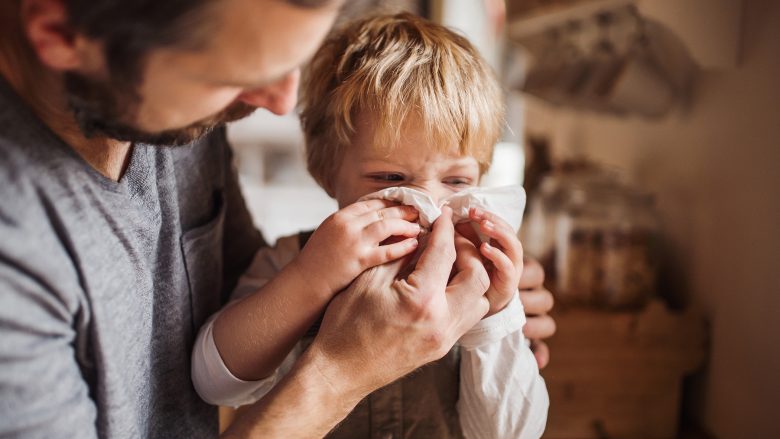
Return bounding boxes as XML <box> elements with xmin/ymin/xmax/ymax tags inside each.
<box><xmin>331</xmin><ymin>114</ymin><xmax>481</xmax><ymax>208</ymax></box>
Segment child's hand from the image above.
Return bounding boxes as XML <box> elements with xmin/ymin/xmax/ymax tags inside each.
<box><xmin>465</xmin><ymin>207</ymin><xmax>524</xmax><ymax>316</ymax></box>
<box><xmin>293</xmin><ymin>199</ymin><xmax>422</xmax><ymax>297</ymax></box>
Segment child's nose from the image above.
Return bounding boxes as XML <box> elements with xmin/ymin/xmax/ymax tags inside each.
<box><xmin>236</xmin><ymin>69</ymin><xmax>300</xmax><ymax>115</ymax></box>
<box><xmin>408</xmin><ymin>182</ymin><xmax>449</xmax><ymax>206</ymax></box>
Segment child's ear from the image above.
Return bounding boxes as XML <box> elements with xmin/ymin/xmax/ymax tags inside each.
<box><xmin>21</xmin><ymin>0</ymin><xmax>101</xmax><ymax>72</ymax></box>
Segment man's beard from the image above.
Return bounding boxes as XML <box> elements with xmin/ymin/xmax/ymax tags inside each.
<box><xmin>64</xmin><ymin>72</ymin><xmax>257</xmax><ymax>146</ymax></box>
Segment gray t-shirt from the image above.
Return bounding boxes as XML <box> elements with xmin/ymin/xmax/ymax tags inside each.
<box><xmin>0</xmin><ymin>78</ymin><xmax>265</xmax><ymax>437</ymax></box>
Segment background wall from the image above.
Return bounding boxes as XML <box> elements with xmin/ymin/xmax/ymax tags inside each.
<box><xmin>524</xmin><ymin>0</ymin><xmax>780</xmax><ymax>436</ymax></box>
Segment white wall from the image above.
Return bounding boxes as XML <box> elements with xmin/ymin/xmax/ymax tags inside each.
<box><xmin>525</xmin><ymin>0</ymin><xmax>780</xmax><ymax>436</ymax></box>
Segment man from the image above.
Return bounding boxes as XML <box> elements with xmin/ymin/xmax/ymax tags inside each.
<box><xmin>0</xmin><ymin>0</ymin><xmax>555</xmax><ymax>437</ymax></box>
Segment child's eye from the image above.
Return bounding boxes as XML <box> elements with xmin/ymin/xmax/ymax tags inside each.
<box><xmin>368</xmin><ymin>173</ymin><xmax>405</xmax><ymax>183</ymax></box>
<box><xmin>443</xmin><ymin>177</ymin><xmax>473</xmax><ymax>187</ymax></box>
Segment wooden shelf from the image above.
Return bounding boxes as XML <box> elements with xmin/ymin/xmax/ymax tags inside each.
<box><xmin>541</xmin><ymin>300</ymin><xmax>708</xmax><ymax>438</ymax></box>
<box><xmin>507</xmin><ymin>0</ymin><xmax>635</xmax><ymax>39</ymax></box>
<box><xmin>507</xmin><ymin>0</ymin><xmax>743</xmax><ymax>69</ymax></box>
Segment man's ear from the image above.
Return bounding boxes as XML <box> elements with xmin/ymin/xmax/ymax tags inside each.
<box><xmin>20</xmin><ymin>0</ymin><xmax>95</xmax><ymax>72</ymax></box>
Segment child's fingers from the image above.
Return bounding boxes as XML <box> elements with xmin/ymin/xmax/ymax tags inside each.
<box><xmin>343</xmin><ymin>198</ymin><xmax>397</xmax><ymax>216</ymax></box>
<box><xmin>470</xmin><ymin>208</ymin><xmax>516</xmax><ymax>239</ymax></box>
<box><xmin>481</xmin><ymin>241</ymin><xmax>519</xmax><ymax>316</ymax></box>
<box><xmin>475</xmin><ymin>216</ymin><xmax>522</xmax><ymax>266</ymax></box>
<box><xmin>480</xmin><ymin>241</ymin><xmax>517</xmax><ymax>286</ymax></box>
<box><xmin>365</xmin><ymin>218</ymin><xmax>421</xmax><ymax>242</ymax></box>
<box><xmin>368</xmin><ymin>237</ymin><xmax>419</xmax><ymax>266</ymax></box>
<box><xmin>349</xmin><ymin>203</ymin><xmax>419</xmax><ymax>228</ymax></box>
<box><xmin>366</xmin><ymin>205</ymin><xmax>419</xmax><ymax>223</ymax></box>
<box><xmin>479</xmin><ymin>223</ymin><xmax>522</xmax><ymax>266</ymax></box>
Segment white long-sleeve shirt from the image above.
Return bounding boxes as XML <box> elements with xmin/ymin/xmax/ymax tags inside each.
<box><xmin>192</xmin><ymin>234</ymin><xmax>548</xmax><ymax>438</ymax></box>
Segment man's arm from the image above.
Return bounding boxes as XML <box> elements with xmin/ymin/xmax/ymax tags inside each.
<box><xmin>221</xmin><ymin>207</ymin><xmax>492</xmax><ymax>438</ymax></box>
<box><xmin>0</xmin><ymin>262</ymin><xmax>98</xmax><ymax>437</ymax></box>
<box><xmin>220</xmin><ymin>346</ymin><xmax>365</xmax><ymax>438</ymax></box>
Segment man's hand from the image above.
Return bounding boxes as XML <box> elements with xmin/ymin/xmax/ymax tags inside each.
<box><xmin>519</xmin><ymin>256</ymin><xmax>556</xmax><ymax>369</ymax></box>
<box><xmin>293</xmin><ymin>199</ymin><xmax>421</xmax><ymax>297</ymax></box>
<box><xmin>222</xmin><ymin>209</ymin><xmax>501</xmax><ymax>438</ymax></box>
<box><xmin>306</xmin><ymin>207</ymin><xmax>491</xmax><ymax>398</ymax></box>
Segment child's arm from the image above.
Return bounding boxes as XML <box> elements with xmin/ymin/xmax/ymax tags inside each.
<box><xmin>191</xmin><ymin>200</ymin><xmax>420</xmax><ymax>405</ymax></box>
<box><xmin>191</xmin><ymin>236</ymin><xmax>306</xmax><ymax>406</ymax></box>
<box><xmin>458</xmin><ymin>295</ymin><xmax>549</xmax><ymax>439</ymax></box>
<box><xmin>456</xmin><ymin>209</ymin><xmax>550</xmax><ymax>438</ymax></box>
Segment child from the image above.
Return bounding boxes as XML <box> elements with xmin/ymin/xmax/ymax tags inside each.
<box><xmin>192</xmin><ymin>12</ymin><xmax>548</xmax><ymax>438</ymax></box>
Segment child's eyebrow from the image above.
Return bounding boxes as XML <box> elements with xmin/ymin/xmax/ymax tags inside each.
<box><xmin>358</xmin><ymin>159</ymin><xmax>405</xmax><ymax>168</ymax></box>
<box><xmin>446</xmin><ymin>158</ymin><xmax>481</xmax><ymax>169</ymax></box>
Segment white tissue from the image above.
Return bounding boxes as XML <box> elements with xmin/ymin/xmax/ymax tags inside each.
<box><xmin>359</xmin><ymin>186</ymin><xmax>526</xmax><ymax>232</ymax></box>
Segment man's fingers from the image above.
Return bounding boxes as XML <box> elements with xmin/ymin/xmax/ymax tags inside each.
<box><xmin>362</xmin><ymin>251</ymin><xmax>410</xmax><ymax>286</ymax></box>
<box><xmin>519</xmin><ymin>288</ymin><xmax>554</xmax><ymax>315</ymax></box>
<box><xmin>530</xmin><ymin>339</ymin><xmax>551</xmax><ymax>369</ymax></box>
<box><xmin>453</xmin><ymin>230</ymin><xmax>482</xmax><ymax>272</ymax></box>
<box><xmin>447</xmin><ymin>266</ymin><xmax>490</xmax><ymax>333</ymax></box>
<box><xmin>519</xmin><ymin>256</ymin><xmax>545</xmax><ymax>290</ymax></box>
<box><xmin>454</xmin><ymin>222</ymin><xmax>481</xmax><ymax>247</ymax></box>
<box><xmin>404</xmin><ymin>207</ymin><xmax>456</xmax><ymax>290</ymax></box>
<box><xmin>523</xmin><ymin>314</ymin><xmax>557</xmax><ymax>340</ymax></box>
<box><xmin>447</xmin><ymin>231</ymin><xmax>491</xmax><ymax>332</ymax></box>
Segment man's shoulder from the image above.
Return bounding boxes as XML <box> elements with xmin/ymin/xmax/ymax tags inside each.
<box><xmin>0</xmin><ymin>100</ymin><xmax>94</xmax><ymax>284</ymax></box>
<box><xmin>0</xmin><ymin>136</ymin><xmax>83</xmax><ymax>316</ymax></box>
<box><xmin>0</xmin><ymin>87</ymin><xmax>79</xmax><ymax>208</ymax></box>
<box><xmin>0</xmin><ymin>123</ymin><xmax>70</xmax><ymax>232</ymax></box>
<box><xmin>0</xmin><ymin>136</ymin><xmax>48</xmax><ymax>219</ymax></box>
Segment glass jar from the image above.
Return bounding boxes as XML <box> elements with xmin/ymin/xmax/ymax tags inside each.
<box><xmin>598</xmin><ymin>192</ymin><xmax>660</xmax><ymax>309</ymax></box>
<box><xmin>552</xmin><ymin>184</ymin><xmax>660</xmax><ymax>310</ymax></box>
<box><xmin>521</xmin><ymin>168</ymin><xmax>618</xmax><ymax>283</ymax></box>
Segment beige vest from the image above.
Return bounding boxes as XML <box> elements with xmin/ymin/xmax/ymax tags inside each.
<box><xmin>300</xmin><ymin>337</ymin><xmax>464</xmax><ymax>439</ymax></box>
<box><xmin>297</xmin><ymin>232</ymin><xmax>465</xmax><ymax>439</ymax></box>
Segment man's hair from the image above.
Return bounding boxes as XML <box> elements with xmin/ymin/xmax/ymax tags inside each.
<box><xmin>300</xmin><ymin>12</ymin><xmax>505</xmax><ymax>195</ymax></box>
<box><xmin>62</xmin><ymin>0</ymin><xmax>335</xmax><ymax>85</ymax></box>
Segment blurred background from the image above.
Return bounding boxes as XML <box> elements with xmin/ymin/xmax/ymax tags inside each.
<box><xmin>226</xmin><ymin>1</ymin><xmax>779</xmax><ymax>437</ymax></box>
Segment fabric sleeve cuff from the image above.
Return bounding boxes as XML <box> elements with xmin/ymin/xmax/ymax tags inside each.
<box><xmin>191</xmin><ymin>315</ymin><xmax>278</xmax><ymax>407</ymax></box>
<box><xmin>458</xmin><ymin>292</ymin><xmax>526</xmax><ymax>350</ymax></box>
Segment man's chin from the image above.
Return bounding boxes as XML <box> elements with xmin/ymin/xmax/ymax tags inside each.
<box><xmin>81</xmin><ymin>104</ymin><xmax>258</xmax><ymax>146</ymax></box>
<box><xmin>64</xmin><ymin>71</ymin><xmax>259</xmax><ymax>146</ymax></box>
<box><xmin>100</xmin><ymin>123</ymin><xmax>219</xmax><ymax>146</ymax></box>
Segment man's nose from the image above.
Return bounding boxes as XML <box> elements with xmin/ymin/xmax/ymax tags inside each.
<box><xmin>236</xmin><ymin>69</ymin><xmax>300</xmax><ymax>115</ymax></box>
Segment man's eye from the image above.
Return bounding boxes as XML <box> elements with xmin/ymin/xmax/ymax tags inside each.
<box><xmin>368</xmin><ymin>173</ymin><xmax>405</xmax><ymax>182</ymax></box>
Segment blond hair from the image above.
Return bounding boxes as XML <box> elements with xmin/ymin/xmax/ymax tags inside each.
<box><xmin>300</xmin><ymin>12</ymin><xmax>505</xmax><ymax>195</ymax></box>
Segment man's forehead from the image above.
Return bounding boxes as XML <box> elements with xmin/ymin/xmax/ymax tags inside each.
<box><xmin>158</xmin><ymin>0</ymin><xmax>339</xmax><ymax>78</ymax></box>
